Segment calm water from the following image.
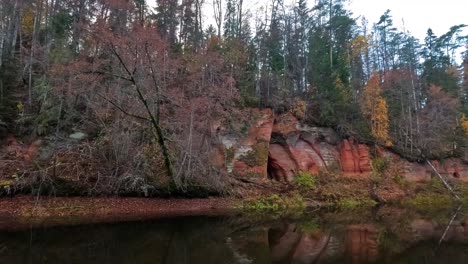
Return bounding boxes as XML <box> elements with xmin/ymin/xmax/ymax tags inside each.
<box><xmin>0</xmin><ymin>208</ymin><xmax>467</xmax><ymax>264</ymax></box>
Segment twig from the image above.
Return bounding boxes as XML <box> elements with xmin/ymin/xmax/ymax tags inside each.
<box><xmin>426</xmin><ymin>160</ymin><xmax>461</xmax><ymax>201</ymax></box>
<box><xmin>435</xmin><ymin>205</ymin><xmax>462</xmax><ymax>253</ymax></box>
<box><xmin>96</xmin><ymin>93</ymin><xmax>149</xmax><ymax>121</ymax></box>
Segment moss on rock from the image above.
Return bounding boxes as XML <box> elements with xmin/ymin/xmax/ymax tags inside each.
<box><xmin>239</xmin><ymin>142</ymin><xmax>269</xmax><ymax>167</ymax></box>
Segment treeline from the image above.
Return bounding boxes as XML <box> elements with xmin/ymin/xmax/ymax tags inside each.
<box><xmin>0</xmin><ymin>0</ymin><xmax>468</xmax><ymax>189</ymax></box>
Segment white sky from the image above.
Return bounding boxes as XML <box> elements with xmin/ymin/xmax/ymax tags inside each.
<box><xmin>148</xmin><ymin>0</ymin><xmax>468</xmax><ymax>48</ymax></box>
<box><xmin>199</xmin><ymin>0</ymin><xmax>468</xmax><ymax>40</ymax></box>
<box><xmin>347</xmin><ymin>0</ymin><xmax>468</xmax><ymax>41</ymax></box>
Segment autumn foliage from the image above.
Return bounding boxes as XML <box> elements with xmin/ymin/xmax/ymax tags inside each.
<box><xmin>361</xmin><ymin>73</ymin><xmax>392</xmax><ymax>146</ymax></box>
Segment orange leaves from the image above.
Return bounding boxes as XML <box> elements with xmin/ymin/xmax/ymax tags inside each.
<box><xmin>460</xmin><ymin>115</ymin><xmax>468</xmax><ymax>136</ymax></box>
<box><xmin>362</xmin><ymin>73</ymin><xmax>392</xmax><ymax>146</ymax></box>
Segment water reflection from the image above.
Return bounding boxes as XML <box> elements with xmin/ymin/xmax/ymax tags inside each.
<box><xmin>0</xmin><ymin>208</ymin><xmax>467</xmax><ymax>264</ymax></box>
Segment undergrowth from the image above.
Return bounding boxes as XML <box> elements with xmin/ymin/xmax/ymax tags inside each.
<box><xmin>240</xmin><ymin>193</ymin><xmax>306</xmax><ymax>215</ymax></box>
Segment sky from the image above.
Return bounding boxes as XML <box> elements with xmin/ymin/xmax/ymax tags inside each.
<box><xmin>199</xmin><ymin>0</ymin><xmax>467</xmax><ymax>41</ymax></box>
<box><xmin>346</xmin><ymin>0</ymin><xmax>468</xmax><ymax>41</ymax></box>
<box><xmin>148</xmin><ymin>0</ymin><xmax>467</xmax><ymax>53</ymax></box>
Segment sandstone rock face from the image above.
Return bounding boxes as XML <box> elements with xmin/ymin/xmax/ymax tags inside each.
<box><xmin>213</xmin><ymin>108</ymin><xmax>274</xmax><ymax>181</ymax></box>
<box><xmin>267</xmin><ymin>113</ymin><xmax>340</xmax><ymax>182</ymax></box>
<box><xmin>432</xmin><ymin>159</ymin><xmax>468</xmax><ymax>183</ymax></box>
<box><xmin>339</xmin><ymin>139</ymin><xmax>372</xmax><ymax>177</ymax></box>
<box><xmin>268</xmin><ymin>144</ymin><xmax>299</xmax><ymax>182</ymax></box>
<box><xmin>267</xmin><ymin>113</ymin><xmax>379</xmax><ymax>182</ymax></box>
<box><xmin>399</xmin><ymin>161</ymin><xmax>431</xmax><ymax>182</ymax></box>
<box><xmin>211</xmin><ymin>108</ymin><xmax>468</xmax><ymax>183</ymax></box>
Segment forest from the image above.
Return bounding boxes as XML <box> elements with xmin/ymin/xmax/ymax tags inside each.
<box><xmin>1</xmin><ymin>0</ymin><xmax>468</xmax><ymax>197</ymax></box>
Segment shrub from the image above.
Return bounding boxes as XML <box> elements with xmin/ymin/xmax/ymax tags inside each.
<box><xmin>372</xmin><ymin>157</ymin><xmax>389</xmax><ymax>174</ymax></box>
<box><xmin>241</xmin><ymin>193</ymin><xmax>306</xmax><ymax>213</ymax></box>
<box><xmin>294</xmin><ymin>171</ymin><xmax>317</xmax><ymax>189</ymax></box>
<box><xmin>290</xmin><ymin>99</ymin><xmax>307</xmax><ymax>120</ymax></box>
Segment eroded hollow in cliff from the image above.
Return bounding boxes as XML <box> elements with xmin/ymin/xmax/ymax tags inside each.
<box><xmin>266</xmin><ymin>132</ymin><xmax>302</xmax><ymax>183</ymax></box>
<box><xmin>266</xmin><ymin>129</ymin><xmax>341</xmax><ymax>182</ymax></box>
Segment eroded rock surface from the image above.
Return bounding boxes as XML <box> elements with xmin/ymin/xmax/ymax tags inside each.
<box><xmin>339</xmin><ymin>139</ymin><xmax>372</xmax><ymax>178</ymax></box>
<box><xmin>211</xmin><ymin>108</ymin><xmax>468</xmax><ymax>183</ymax></box>
<box><xmin>212</xmin><ymin>108</ymin><xmax>274</xmax><ymax>181</ymax></box>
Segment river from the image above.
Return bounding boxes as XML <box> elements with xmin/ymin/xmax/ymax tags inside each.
<box><xmin>0</xmin><ymin>207</ymin><xmax>467</xmax><ymax>263</ymax></box>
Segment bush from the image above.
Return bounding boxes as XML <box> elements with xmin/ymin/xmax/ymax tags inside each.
<box><xmin>241</xmin><ymin>193</ymin><xmax>306</xmax><ymax>213</ymax></box>
<box><xmin>372</xmin><ymin>157</ymin><xmax>389</xmax><ymax>174</ymax></box>
<box><xmin>294</xmin><ymin>171</ymin><xmax>317</xmax><ymax>189</ymax></box>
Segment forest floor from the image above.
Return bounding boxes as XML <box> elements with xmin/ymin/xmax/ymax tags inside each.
<box><xmin>0</xmin><ymin>196</ymin><xmax>237</xmax><ymax>231</ymax></box>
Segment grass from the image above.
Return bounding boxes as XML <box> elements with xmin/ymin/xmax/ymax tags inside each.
<box><xmin>240</xmin><ymin>193</ymin><xmax>306</xmax><ymax>214</ymax></box>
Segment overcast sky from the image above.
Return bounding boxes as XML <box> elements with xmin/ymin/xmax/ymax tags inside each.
<box><xmin>347</xmin><ymin>0</ymin><xmax>467</xmax><ymax>40</ymax></box>
<box><xmin>198</xmin><ymin>0</ymin><xmax>467</xmax><ymax>41</ymax></box>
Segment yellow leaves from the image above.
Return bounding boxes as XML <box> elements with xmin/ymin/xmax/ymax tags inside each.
<box><xmin>350</xmin><ymin>35</ymin><xmax>369</xmax><ymax>58</ymax></box>
<box><xmin>21</xmin><ymin>7</ymin><xmax>35</xmax><ymax>36</ymax></box>
<box><xmin>373</xmin><ymin>97</ymin><xmax>391</xmax><ymax>146</ymax></box>
<box><xmin>362</xmin><ymin>73</ymin><xmax>392</xmax><ymax>146</ymax></box>
<box><xmin>290</xmin><ymin>99</ymin><xmax>307</xmax><ymax>120</ymax></box>
<box><xmin>361</xmin><ymin>73</ymin><xmax>380</xmax><ymax>118</ymax></box>
<box><xmin>460</xmin><ymin>115</ymin><xmax>468</xmax><ymax>136</ymax></box>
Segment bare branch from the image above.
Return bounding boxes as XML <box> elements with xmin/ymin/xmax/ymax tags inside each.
<box><xmin>96</xmin><ymin>93</ymin><xmax>149</xmax><ymax>121</ymax></box>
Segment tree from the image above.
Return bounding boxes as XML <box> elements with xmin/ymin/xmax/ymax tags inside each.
<box><xmin>155</xmin><ymin>0</ymin><xmax>179</xmax><ymax>47</ymax></box>
<box><xmin>418</xmin><ymin>85</ymin><xmax>460</xmax><ymax>158</ymax></box>
<box><xmin>224</xmin><ymin>0</ymin><xmax>237</xmax><ymax>39</ymax></box>
<box><xmin>362</xmin><ymin>73</ymin><xmax>391</xmax><ymax>146</ymax></box>
<box><xmin>212</xmin><ymin>0</ymin><xmax>222</xmax><ymax>38</ymax></box>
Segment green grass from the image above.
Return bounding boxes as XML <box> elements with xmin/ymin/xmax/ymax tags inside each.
<box><xmin>294</xmin><ymin>171</ymin><xmax>317</xmax><ymax>190</ymax></box>
<box><xmin>241</xmin><ymin>193</ymin><xmax>306</xmax><ymax>214</ymax></box>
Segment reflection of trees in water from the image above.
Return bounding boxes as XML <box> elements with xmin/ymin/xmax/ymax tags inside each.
<box><xmin>0</xmin><ymin>213</ymin><xmax>467</xmax><ymax>264</ymax></box>
<box><xmin>266</xmin><ymin>213</ymin><xmax>468</xmax><ymax>264</ymax></box>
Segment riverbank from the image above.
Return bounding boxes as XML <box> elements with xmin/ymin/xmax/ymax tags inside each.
<box><xmin>0</xmin><ymin>196</ymin><xmax>237</xmax><ymax>230</ymax></box>
<box><xmin>1</xmin><ymin>176</ymin><xmax>467</xmax><ymax>231</ymax></box>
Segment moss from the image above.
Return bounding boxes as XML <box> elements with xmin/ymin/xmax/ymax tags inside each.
<box><xmin>239</xmin><ymin>142</ymin><xmax>269</xmax><ymax>167</ymax></box>
<box><xmin>404</xmin><ymin>193</ymin><xmax>454</xmax><ymax>212</ymax></box>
